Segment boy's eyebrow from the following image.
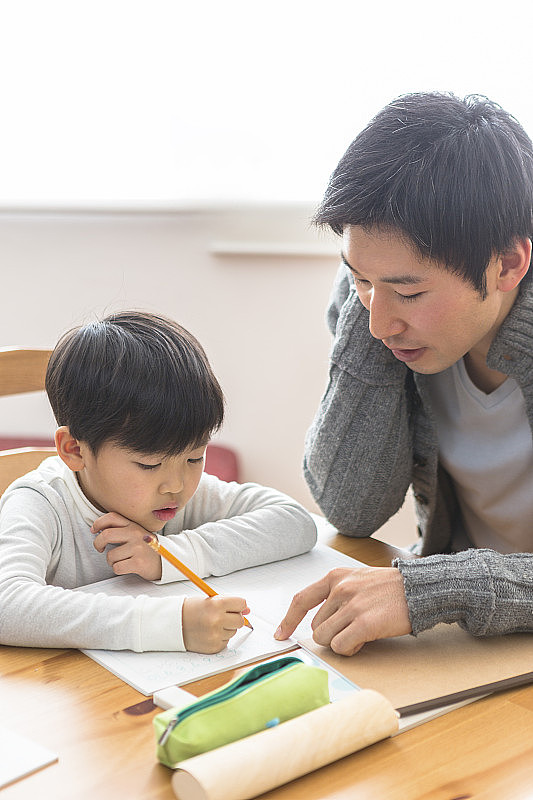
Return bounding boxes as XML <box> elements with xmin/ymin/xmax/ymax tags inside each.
<box><xmin>341</xmin><ymin>251</ymin><xmax>425</xmax><ymax>286</ymax></box>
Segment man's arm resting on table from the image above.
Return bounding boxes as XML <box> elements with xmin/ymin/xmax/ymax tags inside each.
<box><xmin>275</xmin><ymin>549</ymin><xmax>533</xmax><ymax>657</ymax></box>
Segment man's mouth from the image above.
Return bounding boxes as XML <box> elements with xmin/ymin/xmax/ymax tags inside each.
<box><xmin>388</xmin><ymin>346</ymin><xmax>427</xmax><ymax>364</ymax></box>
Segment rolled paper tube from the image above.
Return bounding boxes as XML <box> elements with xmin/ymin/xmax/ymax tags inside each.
<box><xmin>171</xmin><ymin>689</ymin><xmax>398</xmax><ymax>800</ymax></box>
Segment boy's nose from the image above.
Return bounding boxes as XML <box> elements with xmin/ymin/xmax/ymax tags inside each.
<box><xmin>160</xmin><ymin>472</ymin><xmax>184</xmax><ymax>494</ymax></box>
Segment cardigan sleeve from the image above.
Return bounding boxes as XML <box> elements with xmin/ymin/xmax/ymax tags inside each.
<box><xmin>395</xmin><ymin>548</ymin><xmax>533</xmax><ymax>635</ymax></box>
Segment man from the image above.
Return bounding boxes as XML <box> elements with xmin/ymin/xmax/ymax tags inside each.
<box><xmin>275</xmin><ymin>92</ymin><xmax>533</xmax><ymax>656</ymax></box>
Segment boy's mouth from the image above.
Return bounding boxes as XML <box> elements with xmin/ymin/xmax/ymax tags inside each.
<box><xmin>152</xmin><ymin>506</ymin><xmax>178</xmax><ymax>522</ymax></box>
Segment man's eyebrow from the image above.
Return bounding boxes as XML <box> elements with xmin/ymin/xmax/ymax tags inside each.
<box><xmin>341</xmin><ymin>252</ymin><xmax>425</xmax><ymax>285</ymax></box>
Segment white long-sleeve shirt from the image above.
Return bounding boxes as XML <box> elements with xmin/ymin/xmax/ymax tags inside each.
<box><xmin>0</xmin><ymin>457</ymin><xmax>316</xmax><ymax>651</ymax></box>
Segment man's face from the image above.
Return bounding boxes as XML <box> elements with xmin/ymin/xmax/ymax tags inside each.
<box><xmin>342</xmin><ymin>225</ymin><xmax>519</xmax><ymax>375</ymax></box>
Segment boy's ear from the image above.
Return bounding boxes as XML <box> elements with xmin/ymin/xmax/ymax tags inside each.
<box><xmin>55</xmin><ymin>427</ymin><xmax>85</xmax><ymax>471</ymax></box>
<box><xmin>497</xmin><ymin>237</ymin><xmax>532</xmax><ymax>292</ymax></box>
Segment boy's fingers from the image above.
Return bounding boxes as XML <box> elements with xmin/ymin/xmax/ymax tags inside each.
<box><xmin>92</xmin><ymin>528</ymin><xmax>124</xmax><ymax>551</ymax></box>
<box><xmin>223</xmin><ymin>611</ymin><xmax>248</xmax><ymax>631</ymax></box>
<box><xmin>90</xmin><ymin>511</ymin><xmax>130</xmax><ymax>533</ymax></box>
<box><xmin>215</xmin><ymin>595</ymin><xmax>249</xmax><ymax>613</ymax></box>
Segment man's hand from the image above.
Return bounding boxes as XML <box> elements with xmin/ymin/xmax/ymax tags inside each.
<box><xmin>182</xmin><ymin>596</ymin><xmax>251</xmax><ymax>653</ymax></box>
<box><xmin>275</xmin><ymin>566</ymin><xmax>411</xmax><ymax>656</ymax></box>
<box><xmin>91</xmin><ymin>512</ymin><xmax>162</xmax><ymax>581</ymax></box>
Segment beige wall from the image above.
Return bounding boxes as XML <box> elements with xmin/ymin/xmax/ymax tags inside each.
<box><xmin>0</xmin><ymin>204</ymin><xmax>416</xmax><ymax>547</ymax></box>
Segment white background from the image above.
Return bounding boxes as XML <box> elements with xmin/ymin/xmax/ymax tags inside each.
<box><xmin>0</xmin><ymin>0</ymin><xmax>531</xmax><ymax>205</ymax></box>
<box><xmin>1</xmin><ymin>0</ymin><xmax>527</xmax><ymax>544</ymax></box>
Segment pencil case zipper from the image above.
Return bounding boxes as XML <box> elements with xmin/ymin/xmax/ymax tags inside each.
<box><xmin>158</xmin><ymin>655</ymin><xmax>302</xmax><ymax>745</ymax></box>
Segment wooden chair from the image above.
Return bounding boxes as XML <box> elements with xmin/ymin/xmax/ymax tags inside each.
<box><xmin>0</xmin><ymin>447</ymin><xmax>57</xmax><ymax>495</ymax></box>
<box><xmin>0</xmin><ymin>347</ymin><xmax>56</xmax><ymax>495</ymax></box>
<box><xmin>0</xmin><ymin>346</ymin><xmax>53</xmax><ymax>397</ymax></box>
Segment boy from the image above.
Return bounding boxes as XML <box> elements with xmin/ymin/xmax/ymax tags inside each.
<box><xmin>276</xmin><ymin>92</ymin><xmax>533</xmax><ymax>655</ymax></box>
<box><xmin>0</xmin><ymin>311</ymin><xmax>316</xmax><ymax>653</ymax></box>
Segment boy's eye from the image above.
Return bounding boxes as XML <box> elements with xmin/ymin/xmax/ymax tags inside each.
<box><xmin>136</xmin><ymin>462</ymin><xmax>161</xmax><ymax>471</ymax></box>
<box><xmin>188</xmin><ymin>456</ymin><xmax>204</xmax><ymax>464</ymax></box>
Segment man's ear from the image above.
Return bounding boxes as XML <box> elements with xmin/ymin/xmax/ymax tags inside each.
<box><xmin>55</xmin><ymin>427</ymin><xmax>85</xmax><ymax>471</ymax></box>
<box><xmin>497</xmin><ymin>237</ymin><xmax>532</xmax><ymax>292</ymax></box>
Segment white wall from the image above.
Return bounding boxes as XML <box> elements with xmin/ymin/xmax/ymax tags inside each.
<box><xmin>0</xmin><ymin>203</ymin><xmax>417</xmax><ymax>545</ymax></box>
<box><xmin>0</xmin><ymin>204</ymin><xmax>339</xmax><ymax>515</ymax></box>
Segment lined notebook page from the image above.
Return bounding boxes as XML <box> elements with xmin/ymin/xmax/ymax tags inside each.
<box><xmin>79</xmin><ymin>544</ymin><xmax>363</xmax><ymax>694</ymax></box>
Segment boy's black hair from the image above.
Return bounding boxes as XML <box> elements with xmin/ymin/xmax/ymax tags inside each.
<box><xmin>46</xmin><ymin>311</ymin><xmax>225</xmax><ymax>456</ymax></box>
<box><xmin>314</xmin><ymin>91</ymin><xmax>533</xmax><ymax>294</ymax></box>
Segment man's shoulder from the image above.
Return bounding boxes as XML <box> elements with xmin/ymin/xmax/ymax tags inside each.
<box><xmin>490</xmin><ymin>281</ymin><xmax>533</xmax><ymax>374</ymax></box>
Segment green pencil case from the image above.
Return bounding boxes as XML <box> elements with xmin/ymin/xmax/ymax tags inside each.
<box><xmin>153</xmin><ymin>656</ymin><xmax>330</xmax><ymax>768</ymax></box>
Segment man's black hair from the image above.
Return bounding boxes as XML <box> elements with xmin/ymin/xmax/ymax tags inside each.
<box><xmin>314</xmin><ymin>92</ymin><xmax>533</xmax><ymax>294</ymax></box>
<box><xmin>46</xmin><ymin>311</ymin><xmax>224</xmax><ymax>455</ymax></box>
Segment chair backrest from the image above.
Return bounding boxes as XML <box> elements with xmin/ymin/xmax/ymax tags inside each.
<box><xmin>0</xmin><ymin>347</ymin><xmax>56</xmax><ymax>495</ymax></box>
<box><xmin>0</xmin><ymin>346</ymin><xmax>53</xmax><ymax>396</ymax></box>
<box><xmin>0</xmin><ymin>447</ymin><xmax>57</xmax><ymax>496</ymax></box>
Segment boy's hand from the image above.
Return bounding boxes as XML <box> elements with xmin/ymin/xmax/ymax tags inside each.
<box><xmin>91</xmin><ymin>512</ymin><xmax>162</xmax><ymax>581</ymax></box>
<box><xmin>182</xmin><ymin>596</ymin><xmax>251</xmax><ymax>654</ymax></box>
<box><xmin>275</xmin><ymin>566</ymin><xmax>411</xmax><ymax>656</ymax></box>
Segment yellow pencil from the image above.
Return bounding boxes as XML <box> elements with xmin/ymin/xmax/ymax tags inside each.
<box><xmin>143</xmin><ymin>534</ymin><xmax>253</xmax><ymax>630</ymax></box>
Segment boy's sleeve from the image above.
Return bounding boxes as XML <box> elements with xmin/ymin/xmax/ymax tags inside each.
<box><xmin>157</xmin><ymin>473</ymin><xmax>317</xmax><ymax>582</ymax></box>
<box><xmin>0</xmin><ymin>488</ymin><xmax>186</xmax><ymax>651</ymax></box>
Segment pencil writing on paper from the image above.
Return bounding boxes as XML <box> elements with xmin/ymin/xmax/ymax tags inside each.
<box><xmin>143</xmin><ymin>534</ymin><xmax>254</xmax><ymax>630</ymax></box>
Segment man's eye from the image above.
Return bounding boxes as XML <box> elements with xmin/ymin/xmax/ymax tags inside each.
<box><xmin>397</xmin><ymin>292</ymin><xmax>424</xmax><ymax>302</ymax></box>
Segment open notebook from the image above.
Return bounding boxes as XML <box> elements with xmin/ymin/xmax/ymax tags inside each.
<box><xmin>79</xmin><ymin>543</ymin><xmax>362</xmax><ymax>694</ymax></box>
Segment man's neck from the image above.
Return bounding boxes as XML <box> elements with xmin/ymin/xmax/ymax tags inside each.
<box><xmin>463</xmin><ymin>350</ymin><xmax>508</xmax><ymax>394</ymax></box>
<box><xmin>463</xmin><ymin>286</ymin><xmax>519</xmax><ymax>394</ymax></box>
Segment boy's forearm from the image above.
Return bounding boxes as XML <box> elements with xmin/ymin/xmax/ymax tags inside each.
<box><xmin>0</xmin><ymin>574</ymin><xmax>185</xmax><ymax>651</ymax></box>
<box><xmin>163</xmin><ymin>500</ymin><xmax>316</xmax><ymax>581</ymax></box>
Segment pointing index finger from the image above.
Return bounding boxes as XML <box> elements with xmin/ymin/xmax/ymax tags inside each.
<box><xmin>274</xmin><ymin>574</ymin><xmax>332</xmax><ymax>640</ymax></box>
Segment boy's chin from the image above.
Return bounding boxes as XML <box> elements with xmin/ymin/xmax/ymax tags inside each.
<box><xmin>148</xmin><ymin>521</ymin><xmax>166</xmax><ymax>533</ymax></box>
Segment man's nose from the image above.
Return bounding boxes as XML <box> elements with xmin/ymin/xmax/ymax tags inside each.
<box><xmin>368</xmin><ymin>293</ymin><xmax>406</xmax><ymax>341</ymax></box>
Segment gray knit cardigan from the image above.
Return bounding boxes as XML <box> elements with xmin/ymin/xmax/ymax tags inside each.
<box><xmin>304</xmin><ymin>266</ymin><xmax>533</xmax><ymax>636</ymax></box>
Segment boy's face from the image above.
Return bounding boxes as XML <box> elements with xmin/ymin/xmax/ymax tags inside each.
<box><xmin>342</xmin><ymin>225</ymin><xmax>523</xmax><ymax>376</ymax></box>
<box><xmin>76</xmin><ymin>440</ymin><xmax>208</xmax><ymax>532</ymax></box>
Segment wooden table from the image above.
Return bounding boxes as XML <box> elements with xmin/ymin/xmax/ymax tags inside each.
<box><xmin>2</xmin><ymin>532</ymin><xmax>533</xmax><ymax>800</ymax></box>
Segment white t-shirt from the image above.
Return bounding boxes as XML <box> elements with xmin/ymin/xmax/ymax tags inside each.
<box><xmin>0</xmin><ymin>457</ymin><xmax>316</xmax><ymax>652</ymax></box>
<box><xmin>426</xmin><ymin>358</ymin><xmax>533</xmax><ymax>553</ymax></box>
